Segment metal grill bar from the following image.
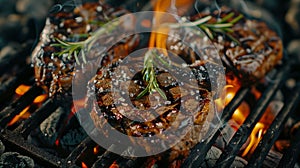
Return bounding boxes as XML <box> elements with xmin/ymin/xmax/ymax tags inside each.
<box><xmin>64</xmin><ymin>137</ymin><xmax>98</xmax><ymax>167</ymax></box>
<box><xmin>0</xmin><ymin>130</ymin><xmax>63</xmax><ymax>168</ymax></box>
<box><xmin>17</xmin><ymin>99</ymin><xmax>59</xmax><ymax>138</ymax></box>
<box><xmin>182</xmin><ymin>87</ymin><xmax>250</xmax><ymax>168</ymax></box>
<box><xmin>0</xmin><ymin>85</ymin><xmax>43</xmax><ymax>128</ymax></box>
<box><xmin>278</xmin><ymin>117</ymin><xmax>300</xmax><ymax>167</ymax></box>
<box><xmin>115</xmin><ymin>157</ymin><xmax>147</xmax><ymax>168</ymax></box>
<box><xmin>92</xmin><ymin>145</ymin><xmax>120</xmax><ymax>168</ymax></box>
<box><xmin>215</xmin><ymin>64</ymin><xmax>290</xmax><ymax>167</ymax></box>
<box><xmin>246</xmin><ymin>84</ymin><xmax>300</xmax><ymax>167</ymax></box>
<box><xmin>0</xmin><ymin>65</ymin><xmax>33</xmax><ymax>104</ymax></box>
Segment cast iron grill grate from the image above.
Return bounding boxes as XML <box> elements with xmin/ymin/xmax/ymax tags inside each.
<box><xmin>0</xmin><ymin>45</ymin><xmax>300</xmax><ymax>168</ymax></box>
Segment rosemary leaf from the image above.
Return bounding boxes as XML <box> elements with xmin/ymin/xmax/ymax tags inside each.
<box><xmin>217</xmin><ymin>12</ymin><xmax>235</xmax><ymax>23</ymax></box>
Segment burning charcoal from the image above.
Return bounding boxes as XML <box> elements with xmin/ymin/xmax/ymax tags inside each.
<box><xmin>0</xmin><ymin>140</ymin><xmax>4</xmax><ymax>155</ymax></box>
<box><xmin>0</xmin><ymin>152</ymin><xmax>34</xmax><ymax>168</ymax></box>
<box><xmin>215</xmin><ymin>120</ymin><xmax>249</xmax><ymax>152</ymax></box>
<box><xmin>275</xmin><ymin>140</ymin><xmax>291</xmax><ymax>153</ymax></box>
<box><xmin>59</xmin><ymin>127</ymin><xmax>87</xmax><ymax>151</ymax></box>
<box><xmin>201</xmin><ymin>146</ymin><xmax>247</xmax><ymax>167</ymax></box>
<box><xmin>29</xmin><ymin>107</ymin><xmax>66</xmax><ymax>147</ymax></box>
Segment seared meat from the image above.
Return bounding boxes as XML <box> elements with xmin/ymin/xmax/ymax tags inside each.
<box><xmin>31</xmin><ymin>2</ymin><xmax>139</xmax><ymax>97</ymax></box>
<box><xmin>87</xmin><ymin>51</ymin><xmax>216</xmax><ymax>163</ymax></box>
<box><xmin>166</xmin><ymin>8</ymin><xmax>283</xmax><ymax>84</ymax></box>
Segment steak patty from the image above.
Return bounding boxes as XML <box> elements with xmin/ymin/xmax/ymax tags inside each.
<box><xmin>32</xmin><ymin>1</ymin><xmax>139</xmax><ymax>98</ymax></box>
<box><xmin>87</xmin><ymin>49</ymin><xmax>218</xmax><ymax>162</ymax></box>
<box><xmin>166</xmin><ymin>8</ymin><xmax>283</xmax><ymax>84</ymax></box>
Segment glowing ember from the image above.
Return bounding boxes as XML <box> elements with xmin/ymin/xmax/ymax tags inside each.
<box><xmin>7</xmin><ymin>106</ymin><xmax>30</xmax><ymax>126</ymax></box>
<box><xmin>232</xmin><ymin>102</ymin><xmax>250</xmax><ymax>126</ymax></box>
<box><xmin>8</xmin><ymin>85</ymin><xmax>48</xmax><ymax>126</ymax></box>
<box><xmin>109</xmin><ymin>161</ymin><xmax>119</xmax><ymax>168</ymax></box>
<box><xmin>33</xmin><ymin>94</ymin><xmax>48</xmax><ymax>103</ymax></box>
<box><xmin>15</xmin><ymin>84</ymin><xmax>48</xmax><ymax>103</ymax></box>
<box><xmin>93</xmin><ymin>146</ymin><xmax>99</xmax><ymax>154</ymax></box>
<box><xmin>81</xmin><ymin>162</ymin><xmax>88</xmax><ymax>168</ymax></box>
<box><xmin>15</xmin><ymin>84</ymin><xmax>30</xmax><ymax>95</ymax></box>
<box><xmin>55</xmin><ymin>139</ymin><xmax>60</xmax><ymax>146</ymax></box>
<box><xmin>15</xmin><ymin>84</ymin><xmax>48</xmax><ymax>104</ymax></box>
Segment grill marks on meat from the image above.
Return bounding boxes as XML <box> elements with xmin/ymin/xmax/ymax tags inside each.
<box><xmin>32</xmin><ymin>2</ymin><xmax>139</xmax><ymax>97</ymax></box>
<box><xmin>166</xmin><ymin>8</ymin><xmax>283</xmax><ymax>84</ymax></box>
<box><xmin>88</xmin><ymin>54</ymin><xmax>214</xmax><ymax>162</ymax></box>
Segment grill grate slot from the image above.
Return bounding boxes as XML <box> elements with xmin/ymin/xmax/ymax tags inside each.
<box><xmin>0</xmin><ymin>65</ymin><xmax>33</xmax><ymax>104</ymax></box>
<box><xmin>17</xmin><ymin>99</ymin><xmax>59</xmax><ymax>138</ymax></box>
<box><xmin>215</xmin><ymin>64</ymin><xmax>290</xmax><ymax>167</ymax></box>
<box><xmin>247</xmin><ymin>84</ymin><xmax>300</xmax><ymax>167</ymax></box>
<box><xmin>64</xmin><ymin>137</ymin><xmax>98</xmax><ymax>167</ymax></box>
<box><xmin>182</xmin><ymin>87</ymin><xmax>250</xmax><ymax>167</ymax></box>
<box><xmin>0</xmin><ymin>85</ymin><xmax>43</xmax><ymax>128</ymax></box>
<box><xmin>0</xmin><ymin>130</ymin><xmax>63</xmax><ymax>168</ymax></box>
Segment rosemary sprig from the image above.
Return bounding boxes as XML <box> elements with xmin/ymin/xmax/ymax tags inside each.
<box><xmin>136</xmin><ymin>49</ymin><xmax>169</xmax><ymax>100</ymax></box>
<box><xmin>199</xmin><ymin>12</ymin><xmax>244</xmax><ymax>43</ymax></box>
<box><xmin>167</xmin><ymin>12</ymin><xmax>243</xmax><ymax>44</ymax></box>
<box><xmin>51</xmin><ymin>19</ymin><xmax>119</xmax><ymax>65</ymax></box>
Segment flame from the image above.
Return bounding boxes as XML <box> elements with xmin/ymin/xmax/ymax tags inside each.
<box><xmin>33</xmin><ymin>94</ymin><xmax>48</xmax><ymax>103</ymax></box>
<box><xmin>81</xmin><ymin>162</ymin><xmax>88</xmax><ymax>168</ymax></box>
<box><xmin>15</xmin><ymin>84</ymin><xmax>30</xmax><ymax>95</ymax></box>
<box><xmin>150</xmin><ymin>0</ymin><xmax>194</xmax><ymax>52</ymax></box>
<box><xmin>241</xmin><ymin>122</ymin><xmax>265</xmax><ymax>157</ymax></box>
<box><xmin>215</xmin><ymin>85</ymin><xmax>240</xmax><ymax>111</ymax></box>
<box><xmin>109</xmin><ymin>161</ymin><xmax>119</xmax><ymax>168</ymax></box>
<box><xmin>16</xmin><ymin>84</ymin><xmax>48</xmax><ymax>103</ymax></box>
<box><xmin>216</xmin><ymin>84</ymin><xmax>268</xmax><ymax>157</ymax></box>
<box><xmin>8</xmin><ymin>85</ymin><xmax>48</xmax><ymax>126</ymax></box>
<box><xmin>93</xmin><ymin>146</ymin><xmax>99</xmax><ymax>154</ymax></box>
<box><xmin>7</xmin><ymin>106</ymin><xmax>30</xmax><ymax>126</ymax></box>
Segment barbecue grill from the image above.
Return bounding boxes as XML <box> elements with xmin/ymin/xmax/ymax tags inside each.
<box><xmin>1</xmin><ymin>0</ymin><xmax>300</xmax><ymax>168</ymax></box>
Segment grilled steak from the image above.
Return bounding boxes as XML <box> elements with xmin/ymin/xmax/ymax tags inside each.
<box><xmin>31</xmin><ymin>2</ymin><xmax>139</xmax><ymax>98</ymax></box>
<box><xmin>87</xmin><ymin>49</ymin><xmax>219</xmax><ymax>163</ymax></box>
<box><xmin>166</xmin><ymin>8</ymin><xmax>283</xmax><ymax>84</ymax></box>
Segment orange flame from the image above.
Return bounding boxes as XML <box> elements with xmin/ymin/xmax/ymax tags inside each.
<box><xmin>109</xmin><ymin>161</ymin><xmax>119</xmax><ymax>168</ymax></box>
<box><xmin>7</xmin><ymin>106</ymin><xmax>30</xmax><ymax>126</ymax></box>
<box><xmin>15</xmin><ymin>84</ymin><xmax>48</xmax><ymax>103</ymax></box>
<box><xmin>217</xmin><ymin>83</ymin><xmax>268</xmax><ymax>157</ymax></box>
<box><xmin>93</xmin><ymin>146</ymin><xmax>99</xmax><ymax>155</ymax></box>
<box><xmin>33</xmin><ymin>94</ymin><xmax>48</xmax><ymax>103</ymax></box>
<box><xmin>8</xmin><ymin>85</ymin><xmax>48</xmax><ymax>126</ymax></box>
<box><xmin>81</xmin><ymin>162</ymin><xmax>88</xmax><ymax>168</ymax></box>
<box><xmin>242</xmin><ymin>122</ymin><xmax>265</xmax><ymax>157</ymax></box>
<box><xmin>215</xmin><ymin>85</ymin><xmax>240</xmax><ymax>111</ymax></box>
<box><xmin>150</xmin><ymin>0</ymin><xmax>194</xmax><ymax>51</ymax></box>
<box><xmin>15</xmin><ymin>84</ymin><xmax>30</xmax><ymax>95</ymax></box>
